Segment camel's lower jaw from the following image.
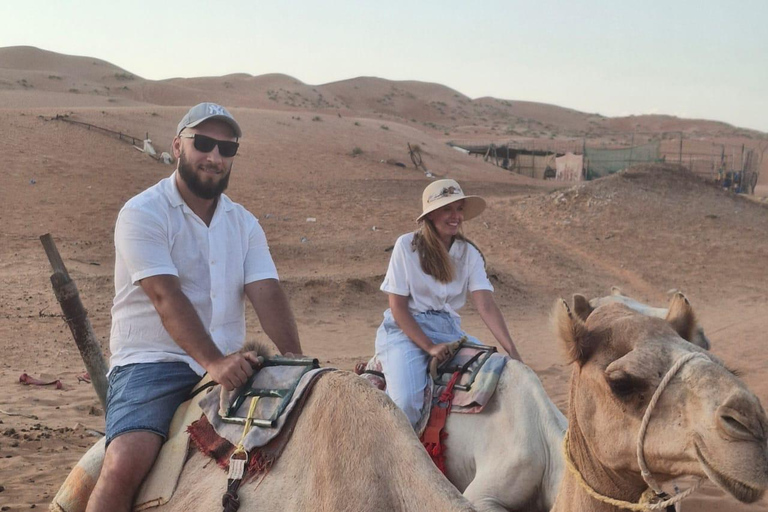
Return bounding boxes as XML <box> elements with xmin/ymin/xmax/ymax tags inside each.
<box><xmin>695</xmin><ymin>442</ymin><xmax>766</xmax><ymax>503</ymax></box>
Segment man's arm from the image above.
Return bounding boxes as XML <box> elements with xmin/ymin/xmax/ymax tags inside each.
<box><xmin>245</xmin><ymin>279</ymin><xmax>302</xmax><ymax>355</ymax></box>
<box><xmin>139</xmin><ymin>274</ymin><xmax>260</xmax><ymax>390</ymax></box>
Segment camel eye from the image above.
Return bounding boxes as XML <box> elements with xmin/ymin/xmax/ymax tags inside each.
<box><xmin>607</xmin><ymin>374</ymin><xmax>646</xmax><ymax>399</ymax></box>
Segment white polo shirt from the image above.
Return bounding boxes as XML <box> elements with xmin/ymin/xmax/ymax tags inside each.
<box><xmin>380</xmin><ymin>232</ymin><xmax>493</xmax><ymax>318</ymax></box>
<box><xmin>109</xmin><ymin>172</ymin><xmax>278</xmax><ymax>375</ymax></box>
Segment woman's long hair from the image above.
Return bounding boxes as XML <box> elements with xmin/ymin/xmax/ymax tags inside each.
<box><xmin>412</xmin><ymin>219</ymin><xmax>485</xmax><ymax>283</ymax></box>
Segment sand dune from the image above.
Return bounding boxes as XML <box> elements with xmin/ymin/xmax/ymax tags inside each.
<box><xmin>0</xmin><ymin>46</ymin><xmax>766</xmax><ymax>510</ymax></box>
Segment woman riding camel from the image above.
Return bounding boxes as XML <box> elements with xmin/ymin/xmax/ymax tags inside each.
<box><xmin>375</xmin><ymin>178</ymin><xmax>522</xmax><ymax>427</ymax></box>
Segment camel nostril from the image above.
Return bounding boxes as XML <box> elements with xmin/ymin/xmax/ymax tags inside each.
<box><xmin>721</xmin><ymin>415</ymin><xmax>752</xmax><ymax>439</ymax></box>
<box><xmin>718</xmin><ymin>408</ymin><xmax>765</xmax><ymax>442</ymax></box>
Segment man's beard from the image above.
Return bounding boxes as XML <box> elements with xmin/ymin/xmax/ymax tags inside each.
<box><xmin>178</xmin><ymin>151</ymin><xmax>232</xmax><ymax>200</ymax></box>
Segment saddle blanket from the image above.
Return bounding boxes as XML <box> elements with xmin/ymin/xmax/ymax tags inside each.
<box><xmin>360</xmin><ymin>347</ymin><xmax>508</xmax><ymax>414</ymax></box>
<box><xmin>188</xmin><ymin>367</ymin><xmax>333</xmax><ymax>483</ymax></box>
<box><xmin>436</xmin><ymin>349</ymin><xmax>509</xmax><ymax>413</ymax></box>
<box><xmin>199</xmin><ymin>366</ymin><xmax>333</xmax><ymax>452</ymax></box>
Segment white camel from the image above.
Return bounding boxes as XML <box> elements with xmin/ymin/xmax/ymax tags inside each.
<box><xmin>439</xmin><ymin>359</ymin><xmax>567</xmax><ymax>511</ymax></box>
<box><xmin>574</xmin><ymin>287</ymin><xmax>710</xmax><ymax>349</ymax></box>
<box><xmin>371</xmin><ymin>290</ymin><xmax>713</xmax><ymax>511</ymax></box>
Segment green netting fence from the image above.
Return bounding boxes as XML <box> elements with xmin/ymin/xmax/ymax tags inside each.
<box><xmin>584</xmin><ymin>142</ymin><xmax>661</xmax><ymax>179</ymax></box>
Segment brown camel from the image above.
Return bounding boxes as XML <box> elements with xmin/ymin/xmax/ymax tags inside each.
<box><xmin>153</xmin><ymin>370</ymin><xmax>475</xmax><ymax>512</ymax></box>
<box><xmin>551</xmin><ymin>293</ymin><xmax>768</xmax><ymax>511</ymax></box>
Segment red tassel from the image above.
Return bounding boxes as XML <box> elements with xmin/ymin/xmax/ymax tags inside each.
<box><xmin>421</xmin><ymin>370</ymin><xmax>461</xmax><ymax>474</ymax></box>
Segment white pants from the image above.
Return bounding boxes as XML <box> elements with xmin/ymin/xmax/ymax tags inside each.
<box><xmin>374</xmin><ymin>309</ymin><xmax>480</xmax><ymax>427</ymax></box>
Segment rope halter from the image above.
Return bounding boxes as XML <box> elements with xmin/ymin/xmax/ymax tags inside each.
<box><xmin>564</xmin><ymin>351</ymin><xmax>709</xmax><ymax>511</ymax></box>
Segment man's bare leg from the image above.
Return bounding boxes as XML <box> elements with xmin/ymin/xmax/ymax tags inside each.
<box><xmin>86</xmin><ymin>431</ymin><xmax>163</xmax><ymax>512</ymax></box>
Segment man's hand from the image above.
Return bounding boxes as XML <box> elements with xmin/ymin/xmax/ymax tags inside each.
<box><xmin>206</xmin><ymin>352</ymin><xmax>263</xmax><ymax>391</ymax></box>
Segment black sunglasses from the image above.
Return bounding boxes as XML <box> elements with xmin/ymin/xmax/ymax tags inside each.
<box><xmin>180</xmin><ymin>133</ymin><xmax>239</xmax><ymax>157</ymax></box>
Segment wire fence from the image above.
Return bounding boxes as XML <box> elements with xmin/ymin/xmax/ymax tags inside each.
<box><xmin>449</xmin><ymin>133</ymin><xmax>765</xmax><ymax>193</ymax></box>
<box><xmin>46</xmin><ymin>114</ymin><xmax>147</xmax><ymax>146</ymax></box>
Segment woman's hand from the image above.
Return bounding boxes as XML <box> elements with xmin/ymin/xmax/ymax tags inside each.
<box><xmin>427</xmin><ymin>343</ymin><xmax>452</xmax><ymax>363</ymax></box>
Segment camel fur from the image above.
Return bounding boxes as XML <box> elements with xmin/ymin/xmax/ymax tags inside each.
<box><xmin>551</xmin><ymin>296</ymin><xmax>768</xmax><ymax>511</ymax></box>
<box><xmin>155</xmin><ymin>370</ymin><xmax>475</xmax><ymax>512</ymax></box>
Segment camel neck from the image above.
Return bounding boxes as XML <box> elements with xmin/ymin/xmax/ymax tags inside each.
<box><xmin>552</xmin><ymin>374</ymin><xmax>648</xmax><ymax>512</ymax></box>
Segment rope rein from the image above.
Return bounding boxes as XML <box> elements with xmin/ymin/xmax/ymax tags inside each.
<box><xmin>636</xmin><ymin>352</ymin><xmax>707</xmax><ymax>495</ymax></box>
<box><xmin>563</xmin><ymin>351</ymin><xmax>709</xmax><ymax>511</ymax></box>
<box><xmin>222</xmin><ymin>396</ymin><xmax>261</xmax><ymax>512</ymax></box>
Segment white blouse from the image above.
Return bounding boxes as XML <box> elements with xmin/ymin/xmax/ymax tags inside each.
<box><xmin>380</xmin><ymin>232</ymin><xmax>493</xmax><ymax>318</ymax></box>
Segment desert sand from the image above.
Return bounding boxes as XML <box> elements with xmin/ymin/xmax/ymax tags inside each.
<box><xmin>1</xmin><ymin>46</ymin><xmax>767</xmax><ymax>511</ymax></box>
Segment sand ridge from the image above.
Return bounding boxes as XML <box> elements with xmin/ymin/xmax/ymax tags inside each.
<box><xmin>0</xmin><ymin>46</ymin><xmax>767</xmax><ymax>510</ymax></box>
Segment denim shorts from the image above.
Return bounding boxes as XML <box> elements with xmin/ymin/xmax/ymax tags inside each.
<box><xmin>105</xmin><ymin>362</ymin><xmax>201</xmax><ymax>446</ymax></box>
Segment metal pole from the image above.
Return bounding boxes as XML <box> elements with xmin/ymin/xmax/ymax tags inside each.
<box><xmin>679</xmin><ymin>132</ymin><xmax>683</xmax><ymax>164</ymax></box>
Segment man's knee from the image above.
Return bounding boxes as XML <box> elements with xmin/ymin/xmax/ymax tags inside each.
<box><xmin>101</xmin><ymin>431</ymin><xmax>163</xmax><ymax>488</ymax></box>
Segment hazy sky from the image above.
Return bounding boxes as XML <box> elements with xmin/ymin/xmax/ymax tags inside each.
<box><xmin>2</xmin><ymin>0</ymin><xmax>766</xmax><ymax>132</ymax></box>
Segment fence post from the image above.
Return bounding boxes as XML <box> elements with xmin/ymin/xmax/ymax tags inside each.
<box><xmin>741</xmin><ymin>144</ymin><xmax>746</xmax><ymax>172</ymax></box>
<box><xmin>39</xmin><ymin>234</ymin><xmax>109</xmax><ymax>409</ymax></box>
<box><xmin>678</xmin><ymin>132</ymin><xmax>683</xmax><ymax>164</ymax></box>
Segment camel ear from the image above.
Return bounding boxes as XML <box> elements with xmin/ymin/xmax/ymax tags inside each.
<box><xmin>611</xmin><ymin>286</ymin><xmax>622</xmax><ymax>296</ymax></box>
<box><xmin>665</xmin><ymin>292</ymin><xmax>697</xmax><ymax>343</ymax></box>
<box><xmin>572</xmin><ymin>294</ymin><xmax>593</xmax><ymax>321</ymax></box>
<box><xmin>553</xmin><ymin>299</ymin><xmax>592</xmax><ymax>365</ymax></box>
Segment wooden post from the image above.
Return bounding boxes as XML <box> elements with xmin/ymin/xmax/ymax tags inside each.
<box><xmin>40</xmin><ymin>234</ymin><xmax>109</xmax><ymax>409</ymax></box>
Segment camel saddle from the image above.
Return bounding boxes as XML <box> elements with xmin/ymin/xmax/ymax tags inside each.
<box><xmin>195</xmin><ymin>356</ymin><xmax>330</xmax><ymax>453</ymax></box>
<box><xmin>356</xmin><ymin>340</ymin><xmax>508</xmax><ymax>431</ymax></box>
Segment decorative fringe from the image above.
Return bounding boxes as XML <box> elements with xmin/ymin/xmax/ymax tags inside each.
<box><xmin>420</xmin><ymin>371</ymin><xmax>461</xmax><ymax>474</ymax></box>
<box><xmin>422</xmin><ymin>429</ymin><xmax>449</xmax><ymax>474</ymax></box>
<box><xmin>188</xmin><ymin>415</ymin><xmax>276</xmax><ymax>481</ymax></box>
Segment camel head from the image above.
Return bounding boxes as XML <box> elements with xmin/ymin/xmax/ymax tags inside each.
<box><xmin>554</xmin><ymin>293</ymin><xmax>768</xmax><ymax>505</ymax></box>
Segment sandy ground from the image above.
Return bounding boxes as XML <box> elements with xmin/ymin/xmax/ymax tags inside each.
<box><xmin>1</xmin><ymin>47</ymin><xmax>768</xmax><ymax>511</ymax></box>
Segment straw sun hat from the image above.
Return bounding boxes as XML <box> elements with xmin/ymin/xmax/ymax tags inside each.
<box><xmin>417</xmin><ymin>179</ymin><xmax>486</xmax><ymax>222</ymax></box>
